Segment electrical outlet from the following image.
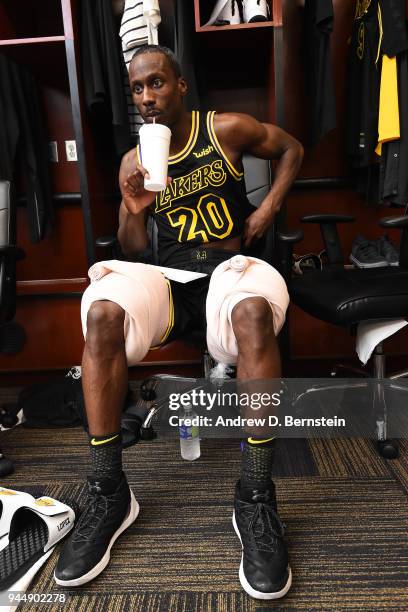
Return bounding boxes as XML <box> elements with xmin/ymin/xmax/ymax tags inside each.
<box><xmin>49</xmin><ymin>141</ymin><xmax>58</xmax><ymax>162</ymax></box>
<box><xmin>65</xmin><ymin>140</ymin><xmax>78</xmax><ymax>162</ymax></box>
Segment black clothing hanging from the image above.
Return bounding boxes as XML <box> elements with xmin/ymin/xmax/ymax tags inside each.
<box><xmin>304</xmin><ymin>0</ymin><xmax>336</xmax><ymax>146</ymax></box>
<box><xmin>0</xmin><ymin>54</ymin><xmax>52</xmax><ymax>243</ymax></box>
<box><xmin>80</xmin><ymin>0</ymin><xmax>132</xmax><ymax>156</ymax></box>
<box><xmin>173</xmin><ymin>0</ymin><xmax>201</xmax><ymax>111</ymax></box>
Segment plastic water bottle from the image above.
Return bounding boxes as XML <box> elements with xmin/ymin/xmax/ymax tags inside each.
<box><xmin>179</xmin><ymin>404</ymin><xmax>200</xmax><ymax>461</ymax></box>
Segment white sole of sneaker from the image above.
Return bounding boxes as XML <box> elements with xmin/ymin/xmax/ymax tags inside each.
<box><xmin>349</xmin><ymin>254</ymin><xmax>388</xmax><ymax>268</ymax></box>
<box><xmin>54</xmin><ymin>491</ymin><xmax>140</xmax><ymax>587</ymax></box>
<box><xmin>232</xmin><ymin>511</ymin><xmax>292</xmax><ymax>600</ymax></box>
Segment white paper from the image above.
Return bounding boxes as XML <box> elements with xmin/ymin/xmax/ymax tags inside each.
<box><xmin>356</xmin><ymin>318</ymin><xmax>408</xmax><ymax>365</ymax></box>
<box><xmin>155</xmin><ymin>266</ymin><xmax>208</xmax><ymax>283</ymax></box>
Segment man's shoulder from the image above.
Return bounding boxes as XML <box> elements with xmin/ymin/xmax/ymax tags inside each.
<box><xmin>213</xmin><ymin>112</ymin><xmax>255</xmax><ymax>133</ymax></box>
<box><xmin>213</xmin><ymin>112</ymin><xmax>266</xmax><ymax>151</ymax></box>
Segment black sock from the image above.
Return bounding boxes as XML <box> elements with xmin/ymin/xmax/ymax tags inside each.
<box><xmin>88</xmin><ymin>431</ymin><xmax>122</xmax><ymax>480</ymax></box>
<box><xmin>240</xmin><ymin>437</ymin><xmax>276</xmax><ymax>501</ymax></box>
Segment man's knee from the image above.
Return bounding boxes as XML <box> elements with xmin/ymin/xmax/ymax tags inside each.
<box><xmin>231</xmin><ymin>297</ymin><xmax>274</xmax><ymax>338</ymax></box>
<box><xmin>86</xmin><ymin>301</ymin><xmax>125</xmax><ymax>345</ymax></box>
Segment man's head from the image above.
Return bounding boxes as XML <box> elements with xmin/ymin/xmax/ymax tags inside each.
<box><xmin>129</xmin><ymin>45</ymin><xmax>187</xmax><ymax>127</ymax></box>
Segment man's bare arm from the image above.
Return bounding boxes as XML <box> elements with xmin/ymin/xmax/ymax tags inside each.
<box><xmin>215</xmin><ymin>113</ymin><xmax>303</xmax><ymax>213</ymax></box>
<box><xmin>116</xmin><ymin>149</ymin><xmax>154</xmax><ymax>258</ymax></box>
<box><xmin>117</xmin><ymin>201</ymin><xmax>149</xmax><ymax>258</ymax></box>
<box><xmin>215</xmin><ymin>113</ymin><xmax>304</xmax><ymax>246</ymax></box>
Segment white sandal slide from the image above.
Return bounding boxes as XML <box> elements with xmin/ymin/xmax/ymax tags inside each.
<box><xmin>0</xmin><ymin>496</ymin><xmax>76</xmax><ymax>595</ymax></box>
<box><xmin>0</xmin><ymin>489</ymin><xmax>38</xmax><ymax>552</ymax></box>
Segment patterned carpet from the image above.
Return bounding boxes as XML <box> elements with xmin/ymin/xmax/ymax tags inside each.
<box><xmin>1</xmin><ymin>391</ymin><xmax>408</xmax><ymax>610</ymax></box>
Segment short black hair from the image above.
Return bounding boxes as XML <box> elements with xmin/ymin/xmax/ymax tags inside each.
<box><xmin>130</xmin><ymin>45</ymin><xmax>182</xmax><ymax>78</ymax></box>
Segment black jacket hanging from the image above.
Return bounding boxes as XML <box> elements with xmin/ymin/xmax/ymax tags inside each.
<box><xmin>80</xmin><ymin>0</ymin><xmax>132</xmax><ymax>156</ymax></box>
<box><xmin>304</xmin><ymin>0</ymin><xmax>336</xmax><ymax>146</ymax></box>
<box><xmin>0</xmin><ymin>54</ymin><xmax>52</xmax><ymax>243</ymax></box>
<box><xmin>173</xmin><ymin>0</ymin><xmax>201</xmax><ymax>112</ymax></box>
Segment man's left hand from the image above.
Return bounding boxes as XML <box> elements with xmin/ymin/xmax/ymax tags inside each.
<box><xmin>243</xmin><ymin>206</ymin><xmax>276</xmax><ymax>249</ymax></box>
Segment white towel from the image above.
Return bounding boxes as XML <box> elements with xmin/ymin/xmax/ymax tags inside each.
<box><xmin>356</xmin><ymin>318</ymin><xmax>408</xmax><ymax>365</ymax></box>
<box><xmin>88</xmin><ymin>260</ymin><xmax>207</xmax><ymax>284</ymax></box>
<box><xmin>206</xmin><ymin>255</ymin><xmax>290</xmax><ymax>365</ymax></box>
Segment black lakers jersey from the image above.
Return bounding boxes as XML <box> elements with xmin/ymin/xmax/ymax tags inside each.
<box><xmin>137</xmin><ymin>111</ymin><xmax>253</xmax><ymax>266</ymax></box>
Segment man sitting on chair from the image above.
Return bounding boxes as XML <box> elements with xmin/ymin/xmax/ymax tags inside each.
<box><xmin>55</xmin><ymin>45</ymin><xmax>303</xmax><ymax>600</ymax></box>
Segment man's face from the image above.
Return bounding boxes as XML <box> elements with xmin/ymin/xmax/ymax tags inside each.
<box><xmin>129</xmin><ymin>53</ymin><xmax>186</xmax><ymax>127</ymax></box>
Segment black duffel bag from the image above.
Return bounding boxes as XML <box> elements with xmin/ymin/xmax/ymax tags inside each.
<box><xmin>19</xmin><ymin>367</ymin><xmax>87</xmax><ymax>428</ymax></box>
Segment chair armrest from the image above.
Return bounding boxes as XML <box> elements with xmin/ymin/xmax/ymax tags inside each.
<box><xmin>95</xmin><ymin>235</ymin><xmax>117</xmax><ymax>249</ymax></box>
<box><xmin>277</xmin><ymin>229</ymin><xmax>304</xmax><ymax>243</ymax></box>
<box><xmin>95</xmin><ymin>235</ymin><xmax>125</xmax><ymax>260</ymax></box>
<box><xmin>379</xmin><ymin>215</ymin><xmax>408</xmax><ymax>229</ymax></box>
<box><xmin>300</xmin><ymin>214</ymin><xmax>355</xmax><ymax>265</ymax></box>
<box><xmin>95</xmin><ymin>235</ymin><xmax>154</xmax><ymax>263</ymax></box>
<box><xmin>276</xmin><ymin>230</ymin><xmax>304</xmax><ymax>284</ymax></box>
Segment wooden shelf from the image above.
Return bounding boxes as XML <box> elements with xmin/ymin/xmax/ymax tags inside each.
<box><xmin>0</xmin><ymin>36</ymin><xmax>65</xmax><ymax>46</ymax></box>
<box><xmin>17</xmin><ymin>278</ymin><xmax>88</xmax><ymax>297</ymax></box>
<box><xmin>197</xmin><ymin>20</ymin><xmax>275</xmax><ymax>32</ymax></box>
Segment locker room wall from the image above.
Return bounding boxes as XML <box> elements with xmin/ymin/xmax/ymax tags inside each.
<box><xmin>0</xmin><ymin>0</ymin><xmax>88</xmax><ymax>379</ymax></box>
<box><xmin>1</xmin><ymin>0</ymin><xmax>407</xmax><ymax>383</ymax></box>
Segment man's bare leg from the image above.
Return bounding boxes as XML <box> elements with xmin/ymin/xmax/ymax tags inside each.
<box><xmin>54</xmin><ymin>300</ymin><xmax>139</xmax><ymax>587</ymax></box>
<box><xmin>231</xmin><ymin>296</ymin><xmax>281</xmax><ymax>380</ymax></box>
<box><xmin>230</xmin><ymin>296</ymin><xmax>291</xmax><ymax>600</ymax></box>
<box><xmin>82</xmin><ymin>300</ymin><xmax>128</xmax><ymax>435</ymax></box>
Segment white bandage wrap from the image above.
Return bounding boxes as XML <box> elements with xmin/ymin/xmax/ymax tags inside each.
<box><xmin>81</xmin><ymin>261</ymin><xmax>171</xmax><ymax>366</ymax></box>
<box><xmin>206</xmin><ymin>255</ymin><xmax>290</xmax><ymax>365</ymax></box>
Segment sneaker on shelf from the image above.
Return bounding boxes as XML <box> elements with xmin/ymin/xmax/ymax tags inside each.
<box><xmin>242</xmin><ymin>0</ymin><xmax>270</xmax><ymax>23</ymax></box>
<box><xmin>377</xmin><ymin>235</ymin><xmax>399</xmax><ymax>266</ymax></box>
<box><xmin>350</xmin><ymin>235</ymin><xmax>388</xmax><ymax>268</ymax></box>
<box><xmin>54</xmin><ymin>473</ymin><xmax>139</xmax><ymax>587</ymax></box>
<box><xmin>233</xmin><ymin>480</ymin><xmax>292</xmax><ymax>600</ymax></box>
<box><xmin>206</xmin><ymin>0</ymin><xmax>242</xmax><ymax>26</ymax></box>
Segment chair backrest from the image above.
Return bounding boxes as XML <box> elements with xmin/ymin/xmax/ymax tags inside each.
<box><xmin>146</xmin><ymin>154</ymin><xmax>273</xmax><ymax>265</ymax></box>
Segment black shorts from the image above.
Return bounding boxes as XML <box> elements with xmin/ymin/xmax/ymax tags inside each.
<box><xmin>166</xmin><ymin>247</ymin><xmax>239</xmax><ymax>343</ymax></box>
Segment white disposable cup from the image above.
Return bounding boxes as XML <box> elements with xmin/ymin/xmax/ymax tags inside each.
<box><xmin>139</xmin><ymin>123</ymin><xmax>172</xmax><ymax>192</ymax></box>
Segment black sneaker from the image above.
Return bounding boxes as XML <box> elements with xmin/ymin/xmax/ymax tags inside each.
<box><xmin>350</xmin><ymin>235</ymin><xmax>387</xmax><ymax>268</ymax></box>
<box><xmin>377</xmin><ymin>235</ymin><xmax>399</xmax><ymax>266</ymax></box>
<box><xmin>233</xmin><ymin>481</ymin><xmax>291</xmax><ymax>600</ymax></box>
<box><xmin>54</xmin><ymin>473</ymin><xmax>139</xmax><ymax>587</ymax></box>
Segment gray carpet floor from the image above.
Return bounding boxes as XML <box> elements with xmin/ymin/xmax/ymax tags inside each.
<box><xmin>1</xmin><ymin>387</ymin><xmax>408</xmax><ymax>611</ymax></box>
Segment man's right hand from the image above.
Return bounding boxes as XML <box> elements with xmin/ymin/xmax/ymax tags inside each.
<box><xmin>119</xmin><ymin>148</ymin><xmax>172</xmax><ymax>215</ymax></box>
<box><xmin>120</xmin><ymin>163</ymin><xmax>157</xmax><ymax>215</ymax></box>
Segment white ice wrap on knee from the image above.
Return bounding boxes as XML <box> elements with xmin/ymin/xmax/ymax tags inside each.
<box><xmin>206</xmin><ymin>255</ymin><xmax>289</xmax><ymax>365</ymax></box>
<box><xmin>81</xmin><ymin>260</ymin><xmax>170</xmax><ymax>366</ymax></box>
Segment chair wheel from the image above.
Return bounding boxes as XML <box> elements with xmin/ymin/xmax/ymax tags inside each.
<box><xmin>140</xmin><ymin>426</ymin><xmax>157</xmax><ymax>440</ymax></box>
<box><xmin>140</xmin><ymin>387</ymin><xmax>156</xmax><ymax>401</ymax></box>
<box><xmin>0</xmin><ymin>455</ymin><xmax>14</xmax><ymax>477</ymax></box>
<box><xmin>377</xmin><ymin>439</ymin><xmax>399</xmax><ymax>459</ymax></box>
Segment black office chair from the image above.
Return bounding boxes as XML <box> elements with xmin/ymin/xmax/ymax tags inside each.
<box><xmin>283</xmin><ymin>213</ymin><xmax>408</xmax><ymax>459</ymax></box>
<box><xmin>0</xmin><ymin>180</ymin><xmax>26</xmax><ymax>476</ymax></box>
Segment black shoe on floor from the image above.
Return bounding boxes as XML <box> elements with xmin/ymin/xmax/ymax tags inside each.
<box><xmin>233</xmin><ymin>480</ymin><xmax>291</xmax><ymax>600</ymax></box>
<box><xmin>54</xmin><ymin>473</ymin><xmax>139</xmax><ymax>587</ymax></box>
